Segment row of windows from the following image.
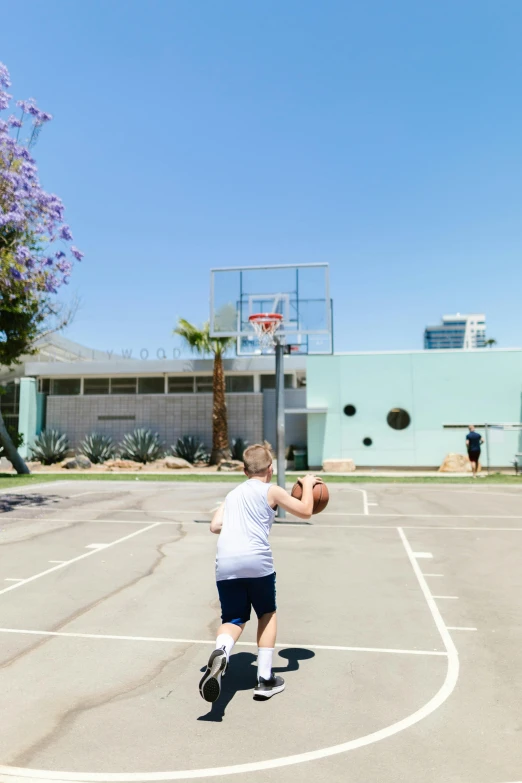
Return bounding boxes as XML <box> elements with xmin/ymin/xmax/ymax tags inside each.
<box><xmin>39</xmin><ymin>374</ymin><xmax>295</xmax><ymax>396</ymax></box>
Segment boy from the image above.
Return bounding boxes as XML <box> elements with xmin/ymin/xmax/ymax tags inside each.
<box><xmin>199</xmin><ymin>443</ymin><xmax>318</xmax><ymax>703</ymax></box>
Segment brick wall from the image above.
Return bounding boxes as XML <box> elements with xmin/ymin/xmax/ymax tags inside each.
<box><xmin>46</xmin><ymin>393</ymin><xmax>264</xmax><ymax>450</ymax></box>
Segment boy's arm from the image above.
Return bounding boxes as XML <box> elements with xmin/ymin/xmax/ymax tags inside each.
<box><xmin>268</xmin><ymin>475</ymin><xmax>318</xmax><ymax>520</ymax></box>
<box><xmin>210</xmin><ymin>502</ymin><xmax>225</xmax><ymax>534</ymax></box>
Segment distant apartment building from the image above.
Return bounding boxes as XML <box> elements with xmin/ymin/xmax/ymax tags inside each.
<box><xmin>424</xmin><ymin>313</ymin><xmax>486</xmax><ymax>350</ymax></box>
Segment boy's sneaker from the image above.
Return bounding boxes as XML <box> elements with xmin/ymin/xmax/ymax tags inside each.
<box><xmin>253</xmin><ymin>673</ymin><xmax>285</xmax><ymax>700</ymax></box>
<box><xmin>199</xmin><ymin>648</ymin><xmax>227</xmax><ymax>703</ymax></box>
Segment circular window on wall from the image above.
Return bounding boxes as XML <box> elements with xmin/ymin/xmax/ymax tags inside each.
<box><xmin>343</xmin><ymin>404</ymin><xmax>356</xmax><ymax>416</ymax></box>
<box><xmin>387</xmin><ymin>408</ymin><xmax>411</xmax><ymax>430</ymax></box>
<box><xmin>363</xmin><ymin>437</ymin><xmax>373</xmax><ymax>446</ymax></box>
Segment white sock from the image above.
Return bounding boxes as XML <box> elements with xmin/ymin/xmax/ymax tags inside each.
<box><xmin>215</xmin><ymin>633</ymin><xmax>235</xmax><ymax>661</ymax></box>
<box><xmin>257</xmin><ymin>647</ymin><xmax>274</xmax><ymax>681</ymax></box>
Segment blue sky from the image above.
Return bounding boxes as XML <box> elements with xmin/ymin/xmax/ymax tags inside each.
<box><xmin>2</xmin><ymin>0</ymin><xmax>522</xmax><ymax>355</ymax></box>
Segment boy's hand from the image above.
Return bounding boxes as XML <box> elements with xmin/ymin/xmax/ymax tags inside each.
<box><xmin>299</xmin><ymin>475</ymin><xmax>323</xmax><ymax>487</ymax></box>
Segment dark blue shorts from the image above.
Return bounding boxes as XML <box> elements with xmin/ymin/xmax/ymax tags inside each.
<box><xmin>217</xmin><ymin>572</ymin><xmax>276</xmax><ymax>626</ymax></box>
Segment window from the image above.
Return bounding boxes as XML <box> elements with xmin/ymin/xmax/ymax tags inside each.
<box><xmin>84</xmin><ymin>378</ymin><xmax>110</xmax><ymax>395</ymax></box>
<box><xmin>260</xmin><ymin>374</ymin><xmax>293</xmax><ymax>390</ymax></box>
<box><xmin>226</xmin><ymin>375</ymin><xmax>254</xmax><ymax>392</ymax></box>
<box><xmin>168</xmin><ymin>377</ymin><xmax>195</xmax><ymax>393</ymax></box>
<box><xmin>110</xmin><ymin>377</ymin><xmax>137</xmax><ymax>394</ymax></box>
<box><xmin>363</xmin><ymin>437</ymin><xmax>373</xmax><ymax>446</ymax></box>
<box><xmin>39</xmin><ymin>378</ymin><xmax>50</xmax><ymax>394</ymax></box>
<box><xmin>138</xmin><ymin>377</ymin><xmax>164</xmax><ymax>394</ymax></box>
<box><xmin>195</xmin><ymin>376</ymin><xmax>213</xmax><ymax>392</ymax></box>
<box><xmin>387</xmin><ymin>408</ymin><xmax>411</xmax><ymax>430</ymax></box>
<box><xmin>343</xmin><ymin>404</ymin><xmax>356</xmax><ymax>416</ymax></box>
<box><xmin>51</xmin><ymin>378</ymin><xmax>81</xmax><ymax>395</ymax></box>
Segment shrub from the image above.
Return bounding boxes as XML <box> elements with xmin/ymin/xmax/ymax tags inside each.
<box><xmin>171</xmin><ymin>436</ymin><xmax>209</xmax><ymax>464</ymax></box>
<box><xmin>119</xmin><ymin>428</ymin><xmax>164</xmax><ymax>463</ymax></box>
<box><xmin>30</xmin><ymin>430</ymin><xmax>69</xmax><ymax>465</ymax></box>
<box><xmin>79</xmin><ymin>433</ymin><xmax>116</xmax><ymax>464</ymax></box>
<box><xmin>230</xmin><ymin>437</ymin><xmax>248</xmax><ymax>461</ymax></box>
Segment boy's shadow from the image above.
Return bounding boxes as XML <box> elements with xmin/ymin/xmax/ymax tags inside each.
<box><xmin>198</xmin><ymin>648</ymin><xmax>315</xmax><ymax>722</ymax></box>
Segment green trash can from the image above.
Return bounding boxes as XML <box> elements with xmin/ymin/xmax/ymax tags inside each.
<box><xmin>293</xmin><ymin>449</ymin><xmax>308</xmax><ymax>471</ymax></box>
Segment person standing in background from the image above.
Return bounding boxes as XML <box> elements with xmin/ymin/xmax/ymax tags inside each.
<box><xmin>466</xmin><ymin>425</ymin><xmax>484</xmax><ymax>477</ymax></box>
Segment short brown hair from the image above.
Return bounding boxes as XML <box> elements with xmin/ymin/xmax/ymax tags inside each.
<box><xmin>243</xmin><ymin>444</ymin><xmax>272</xmax><ymax>476</ymax></box>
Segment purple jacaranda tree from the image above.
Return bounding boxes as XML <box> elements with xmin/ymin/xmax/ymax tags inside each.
<box><xmin>0</xmin><ymin>61</ymin><xmax>83</xmax><ymax>474</ymax></box>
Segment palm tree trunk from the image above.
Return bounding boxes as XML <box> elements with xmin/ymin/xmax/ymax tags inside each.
<box><xmin>0</xmin><ymin>409</ymin><xmax>30</xmax><ymax>474</ymax></box>
<box><xmin>210</xmin><ymin>351</ymin><xmax>231</xmax><ymax>464</ymax></box>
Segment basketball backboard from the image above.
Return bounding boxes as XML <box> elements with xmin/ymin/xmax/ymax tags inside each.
<box><xmin>210</xmin><ymin>263</ymin><xmax>332</xmax><ymax>355</ymax></box>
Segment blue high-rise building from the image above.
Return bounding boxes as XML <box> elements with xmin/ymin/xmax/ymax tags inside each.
<box><xmin>424</xmin><ymin>313</ymin><xmax>486</xmax><ymax>350</ymax></box>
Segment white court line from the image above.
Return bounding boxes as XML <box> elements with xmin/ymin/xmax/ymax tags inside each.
<box><xmin>85</xmin><ymin>543</ymin><xmax>110</xmax><ymax>550</ymax></box>
<box><xmin>0</xmin><ymin>528</ymin><xmax>457</xmax><ymax>782</ymax></box>
<box><xmin>0</xmin><ymin>628</ymin><xmax>446</xmax><ymax>656</ymax></box>
<box><xmin>0</xmin><ymin>523</ymin><xmax>160</xmax><ymax>598</ymax></box>
<box><xmin>447</xmin><ymin>627</ymin><xmax>477</xmax><ymax>631</ymax></box>
<box><xmin>3</xmin><ymin>517</ymin><xmax>522</xmax><ymax>532</ymax></box>
<box><xmin>433</xmin><ymin>595</ymin><xmax>459</xmax><ymax>600</ymax></box>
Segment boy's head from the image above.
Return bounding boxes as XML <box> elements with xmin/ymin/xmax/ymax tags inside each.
<box><xmin>243</xmin><ymin>444</ymin><xmax>273</xmax><ymax>480</ymax></box>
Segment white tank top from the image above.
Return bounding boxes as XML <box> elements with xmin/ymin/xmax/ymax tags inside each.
<box><xmin>216</xmin><ymin>479</ymin><xmax>276</xmax><ymax>581</ymax></box>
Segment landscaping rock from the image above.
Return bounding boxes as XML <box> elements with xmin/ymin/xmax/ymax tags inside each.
<box><xmin>439</xmin><ymin>453</ymin><xmax>473</xmax><ymax>472</ymax></box>
<box><xmin>323</xmin><ymin>458</ymin><xmax>356</xmax><ymax>472</ymax></box>
<box><xmin>218</xmin><ymin>459</ymin><xmax>244</xmax><ymax>472</ymax></box>
<box><xmin>164</xmin><ymin>456</ymin><xmax>192</xmax><ymax>470</ymax></box>
<box><xmin>104</xmin><ymin>459</ymin><xmax>143</xmax><ymax>470</ymax></box>
<box><xmin>63</xmin><ymin>456</ymin><xmax>91</xmax><ymax>470</ymax></box>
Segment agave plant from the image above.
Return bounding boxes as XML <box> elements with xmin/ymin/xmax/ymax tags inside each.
<box><xmin>118</xmin><ymin>428</ymin><xmax>164</xmax><ymax>463</ymax></box>
<box><xmin>171</xmin><ymin>435</ymin><xmax>210</xmax><ymax>464</ymax></box>
<box><xmin>30</xmin><ymin>430</ymin><xmax>69</xmax><ymax>465</ymax></box>
<box><xmin>230</xmin><ymin>437</ymin><xmax>248</xmax><ymax>461</ymax></box>
<box><xmin>79</xmin><ymin>433</ymin><xmax>116</xmax><ymax>464</ymax></box>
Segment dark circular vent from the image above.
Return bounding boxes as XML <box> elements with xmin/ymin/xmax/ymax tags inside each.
<box><xmin>387</xmin><ymin>408</ymin><xmax>411</xmax><ymax>430</ymax></box>
<box><xmin>343</xmin><ymin>404</ymin><xmax>356</xmax><ymax>416</ymax></box>
<box><xmin>363</xmin><ymin>437</ymin><xmax>373</xmax><ymax>446</ymax></box>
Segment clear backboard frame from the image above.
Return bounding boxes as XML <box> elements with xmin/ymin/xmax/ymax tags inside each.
<box><xmin>209</xmin><ymin>263</ymin><xmax>333</xmax><ymax>355</ymax></box>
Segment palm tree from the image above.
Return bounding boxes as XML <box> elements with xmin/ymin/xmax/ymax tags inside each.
<box><xmin>485</xmin><ymin>338</ymin><xmax>497</xmax><ymax>348</ymax></box>
<box><xmin>174</xmin><ymin>319</ymin><xmax>234</xmax><ymax>464</ymax></box>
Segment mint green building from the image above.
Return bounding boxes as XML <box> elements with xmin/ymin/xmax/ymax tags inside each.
<box><xmin>307</xmin><ymin>349</ymin><xmax>522</xmax><ymax>468</ymax></box>
<box><xmin>3</xmin><ymin>336</ymin><xmax>521</xmax><ymax>469</ymax></box>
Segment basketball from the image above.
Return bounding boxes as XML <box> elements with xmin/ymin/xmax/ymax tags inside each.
<box><xmin>291</xmin><ymin>478</ymin><xmax>329</xmax><ymax>514</ymax></box>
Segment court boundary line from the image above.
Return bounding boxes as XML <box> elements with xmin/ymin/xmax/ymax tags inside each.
<box><xmin>0</xmin><ymin>525</ymin><xmax>458</xmax><ymax>782</ymax></box>
<box><xmin>0</xmin><ymin>628</ymin><xmax>446</xmax><ymax>657</ymax></box>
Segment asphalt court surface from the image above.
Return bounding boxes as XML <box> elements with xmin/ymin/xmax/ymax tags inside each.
<box><xmin>0</xmin><ymin>480</ymin><xmax>521</xmax><ymax>782</ymax></box>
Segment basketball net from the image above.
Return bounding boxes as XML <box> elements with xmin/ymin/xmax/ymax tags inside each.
<box><xmin>248</xmin><ymin>313</ymin><xmax>283</xmax><ymax>352</ymax></box>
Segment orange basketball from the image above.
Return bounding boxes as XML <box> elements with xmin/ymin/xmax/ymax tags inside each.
<box><xmin>291</xmin><ymin>479</ymin><xmax>329</xmax><ymax>514</ymax></box>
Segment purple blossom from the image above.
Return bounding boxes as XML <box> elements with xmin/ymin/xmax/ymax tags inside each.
<box><xmin>0</xmin><ymin>63</ymin><xmax>11</xmax><ymax>89</ymax></box>
<box><xmin>0</xmin><ymin>60</ymin><xmax>84</xmax><ymax>298</ymax></box>
<box><xmin>15</xmin><ymin>246</ymin><xmax>31</xmax><ymax>263</ymax></box>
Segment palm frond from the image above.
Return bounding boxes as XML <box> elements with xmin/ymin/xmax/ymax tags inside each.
<box><xmin>174</xmin><ymin>319</ymin><xmax>234</xmax><ymax>357</ymax></box>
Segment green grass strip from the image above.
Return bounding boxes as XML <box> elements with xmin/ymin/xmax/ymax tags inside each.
<box><xmin>0</xmin><ymin>471</ymin><xmax>521</xmax><ymax>491</ymax></box>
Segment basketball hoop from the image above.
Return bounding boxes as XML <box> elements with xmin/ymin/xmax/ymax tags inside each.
<box><xmin>248</xmin><ymin>313</ymin><xmax>283</xmax><ymax>352</ymax></box>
